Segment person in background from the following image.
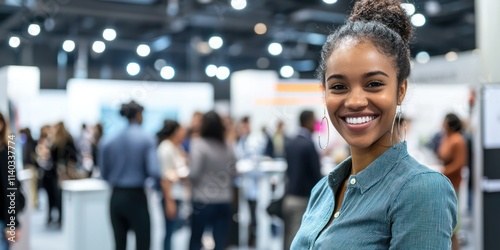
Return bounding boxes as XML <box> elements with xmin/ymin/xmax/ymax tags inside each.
<box><xmin>20</xmin><ymin>128</ymin><xmax>38</xmax><ymax>208</ymax></box>
<box><xmin>235</xmin><ymin>116</ymin><xmax>251</xmax><ymax>159</ymax></box>
<box><xmin>49</xmin><ymin>121</ymin><xmax>78</xmax><ymax>227</ymax></box>
<box><xmin>291</xmin><ymin>1</ymin><xmax>457</xmax><ymax>249</ymax></box>
<box><xmin>264</xmin><ymin>120</ymin><xmax>287</xmax><ymax>159</ymax></box>
<box><xmin>36</xmin><ymin>125</ymin><xmax>55</xmax><ymax>225</ymax></box>
<box><xmin>283</xmin><ymin>110</ymin><xmax>322</xmax><ymax>250</ymax></box>
<box><xmin>156</xmin><ymin>119</ymin><xmax>188</xmax><ymax>250</ymax></box>
<box><xmin>99</xmin><ymin>100</ymin><xmax>160</xmax><ymax>250</ymax></box>
<box><xmin>76</xmin><ymin>123</ymin><xmax>92</xmax><ymax>169</ymax></box>
<box><xmin>0</xmin><ymin>113</ymin><xmax>22</xmax><ymax>249</ymax></box>
<box><xmin>234</xmin><ymin>116</ymin><xmax>259</xmax><ymax>246</ymax></box>
<box><xmin>189</xmin><ymin>111</ymin><xmax>236</xmax><ymax>250</ymax></box>
<box><xmin>438</xmin><ymin>113</ymin><xmax>467</xmax><ymax>250</ymax></box>
<box><xmin>182</xmin><ymin>111</ymin><xmax>203</xmax><ymax>153</ymax></box>
<box><xmin>89</xmin><ymin>123</ymin><xmax>103</xmax><ymax>177</ymax></box>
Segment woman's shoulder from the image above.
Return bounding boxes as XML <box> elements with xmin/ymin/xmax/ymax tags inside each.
<box><xmin>391</xmin><ymin>155</ymin><xmax>454</xmax><ymax>191</ymax></box>
<box><xmin>392</xmin><ymin>156</ymin><xmax>455</xmax><ymax>198</ymax></box>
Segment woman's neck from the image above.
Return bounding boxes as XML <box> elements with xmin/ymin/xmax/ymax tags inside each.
<box><xmin>349</xmin><ymin>134</ymin><xmax>396</xmax><ymax>175</ymax></box>
<box><xmin>168</xmin><ymin>138</ymin><xmax>180</xmax><ymax>146</ymax></box>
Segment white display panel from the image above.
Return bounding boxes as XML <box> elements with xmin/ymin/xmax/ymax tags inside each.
<box><xmin>483</xmin><ymin>85</ymin><xmax>500</xmax><ymax>149</ymax></box>
<box><xmin>66</xmin><ymin>79</ymin><xmax>214</xmax><ymax>137</ymax></box>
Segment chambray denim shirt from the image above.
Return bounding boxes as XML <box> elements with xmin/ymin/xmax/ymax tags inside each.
<box><xmin>291</xmin><ymin>142</ymin><xmax>457</xmax><ymax>250</ymax></box>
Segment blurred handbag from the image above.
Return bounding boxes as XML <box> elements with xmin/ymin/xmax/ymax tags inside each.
<box><xmin>57</xmin><ymin>161</ymin><xmax>87</xmax><ymax>186</ymax></box>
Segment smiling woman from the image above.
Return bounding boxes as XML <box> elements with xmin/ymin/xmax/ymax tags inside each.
<box><xmin>291</xmin><ymin>0</ymin><xmax>458</xmax><ymax>249</ymax></box>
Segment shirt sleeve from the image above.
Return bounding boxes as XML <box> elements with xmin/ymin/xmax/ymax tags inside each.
<box><xmin>388</xmin><ymin>172</ymin><xmax>457</xmax><ymax>249</ymax></box>
<box><xmin>188</xmin><ymin>139</ymin><xmax>204</xmax><ymax>182</ymax></box>
<box><xmin>98</xmin><ymin>141</ymin><xmax>108</xmax><ymax>180</ymax></box>
<box><xmin>145</xmin><ymin>138</ymin><xmax>161</xmax><ymax>180</ymax></box>
<box><xmin>157</xmin><ymin>143</ymin><xmax>177</xmax><ymax>180</ymax></box>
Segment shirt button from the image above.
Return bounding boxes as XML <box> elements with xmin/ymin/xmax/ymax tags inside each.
<box><xmin>350</xmin><ymin>178</ymin><xmax>356</xmax><ymax>185</ymax></box>
<box><xmin>334</xmin><ymin>211</ymin><xmax>340</xmax><ymax>218</ymax></box>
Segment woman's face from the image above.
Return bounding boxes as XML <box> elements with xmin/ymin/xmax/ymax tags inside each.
<box><xmin>324</xmin><ymin>40</ymin><xmax>407</xmax><ymax>150</ymax></box>
<box><xmin>173</xmin><ymin>126</ymin><xmax>187</xmax><ymax>143</ymax></box>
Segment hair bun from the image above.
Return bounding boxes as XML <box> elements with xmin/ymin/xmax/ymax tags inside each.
<box><xmin>349</xmin><ymin>0</ymin><xmax>412</xmax><ymax>44</ymax></box>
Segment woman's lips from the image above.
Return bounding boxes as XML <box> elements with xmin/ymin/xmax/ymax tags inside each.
<box><xmin>341</xmin><ymin>115</ymin><xmax>379</xmax><ymax>132</ymax></box>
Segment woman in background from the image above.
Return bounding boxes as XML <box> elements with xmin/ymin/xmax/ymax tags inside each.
<box><xmin>157</xmin><ymin>119</ymin><xmax>188</xmax><ymax>250</ymax></box>
<box><xmin>49</xmin><ymin>122</ymin><xmax>78</xmax><ymax>227</ymax></box>
<box><xmin>188</xmin><ymin>111</ymin><xmax>236</xmax><ymax>250</ymax></box>
<box><xmin>439</xmin><ymin>113</ymin><xmax>467</xmax><ymax>250</ymax></box>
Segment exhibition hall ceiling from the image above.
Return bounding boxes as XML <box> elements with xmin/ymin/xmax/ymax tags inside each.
<box><xmin>0</xmin><ymin>0</ymin><xmax>475</xmax><ymax>94</ymax></box>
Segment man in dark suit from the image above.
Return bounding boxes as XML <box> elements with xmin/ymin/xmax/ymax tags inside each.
<box><xmin>283</xmin><ymin>110</ymin><xmax>322</xmax><ymax>249</ymax></box>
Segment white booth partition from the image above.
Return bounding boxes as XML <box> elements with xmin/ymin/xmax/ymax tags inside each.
<box><xmin>66</xmin><ymin>79</ymin><xmax>214</xmax><ymax>138</ymax></box>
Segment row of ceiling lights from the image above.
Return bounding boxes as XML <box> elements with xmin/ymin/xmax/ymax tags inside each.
<box><xmin>6</xmin><ymin>2</ymin><xmax>437</xmax><ymax>82</ymax></box>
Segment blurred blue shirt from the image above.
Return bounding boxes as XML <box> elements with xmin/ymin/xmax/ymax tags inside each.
<box><xmin>291</xmin><ymin>142</ymin><xmax>457</xmax><ymax>249</ymax></box>
<box><xmin>99</xmin><ymin>123</ymin><xmax>160</xmax><ymax>188</ymax></box>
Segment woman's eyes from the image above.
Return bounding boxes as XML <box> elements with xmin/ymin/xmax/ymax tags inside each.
<box><xmin>329</xmin><ymin>84</ymin><xmax>346</xmax><ymax>90</ymax></box>
<box><xmin>328</xmin><ymin>81</ymin><xmax>384</xmax><ymax>91</ymax></box>
<box><xmin>367</xmin><ymin>81</ymin><xmax>384</xmax><ymax>87</ymax></box>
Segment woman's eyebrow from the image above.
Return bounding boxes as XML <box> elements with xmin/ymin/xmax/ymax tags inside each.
<box><xmin>326</xmin><ymin>74</ymin><xmax>346</xmax><ymax>81</ymax></box>
<box><xmin>363</xmin><ymin>70</ymin><xmax>389</xmax><ymax>78</ymax></box>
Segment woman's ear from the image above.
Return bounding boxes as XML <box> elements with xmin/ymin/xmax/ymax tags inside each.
<box><xmin>397</xmin><ymin>80</ymin><xmax>408</xmax><ymax>105</ymax></box>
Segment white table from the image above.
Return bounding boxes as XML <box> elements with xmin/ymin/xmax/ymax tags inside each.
<box><xmin>237</xmin><ymin>158</ymin><xmax>287</xmax><ymax>250</ymax></box>
<box><xmin>61</xmin><ymin>179</ymin><xmax>113</xmax><ymax>250</ymax></box>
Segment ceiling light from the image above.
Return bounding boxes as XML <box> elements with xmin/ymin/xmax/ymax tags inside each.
<box><xmin>268</xmin><ymin>42</ymin><xmax>283</xmax><ymax>56</ymax></box>
<box><xmin>62</xmin><ymin>40</ymin><xmax>76</xmax><ymax>52</ymax></box>
<box><xmin>231</xmin><ymin>0</ymin><xmax>247</xmax><ymax>10</ymax></box>
<box><xmin>416</xmin><ymin>51</ymin><xmax>430</xmax><ymax>64</ymax></box>
<box><xmin>323</xmin><ymin>0</ymin><xmax>337</xmax><ymax>4</ymax></box>
<box><xmin>160</xmin><ymin>66</ymin><xmax>175</xmax><ymax>80</ymax></box>
<box><xmin>280</xmin><ymin>65</ymin><xmax>294</xmax><ymax>78</ymax></box>
<box><xmin>208</xmin><ymin>36</ymin><xmax>223</xmax><ymax>50</ymax></box>
<box><xmin>257</xmin><ymin>57</ymin><xmax>270</xmax><ymax>69</ymax></box>
<box><xmin>137</xmin><ymin>44</ymin><xmax>151</xmax><ymax>57</ymax></box>
<box><xmin>92</xmin><ymin>41</ymin><xmax>106</xmax><ymax>53</ymax></box>
<box><xmin>401</xmin><ymin>3</ymin><xmax>415</xmax><ymax>16</ymax></box>
<box><xmin>205</xmin><ymin>64</ymin><xmax>217</xmax><ymax>77</ymax></box>
<box><xmin>126</xmin><ymin>62</ymin><xmax>141</xmax><ymax>76</ymax></box>
<box><xmin>103</xmin><ymin>28</ymin><xmax>117</xmax><ymax>41</ymax></box>
<box><xmin>445</xmin><ymin>51</ymin><xmax>458</xmax><ymax>62</ymax></box>
<box><xmin>411</xmin><ymin>14</ymin><xmax>426</xmax><ymax>27</ymax></box>
<box><xmin>216</xmin><ymin>66</ymin><xmax>230</xmax><ymax>80</ymax></box>
<box><xmin>28</xmin><ymin>24</ymin><xmax>41</xmax><ymax>36</ymax></box>
<box><xmin>8</xmin><ymin>36</ymin><xmax>20</xmax><ymax>48</ymax></box>
<box><xmin>154</xmin><ymin>59</ymin><xmax>167</xmax><ymax>71</ymax></box>
<box><xmin>254</xmin><ymin>23</ymin><xmax>267</xmax><ymax>35</ymax></box>
<box><xmin>425</xmin><ymin>1</ymin><xmax>441</xmax><ymax>16</ymax></box>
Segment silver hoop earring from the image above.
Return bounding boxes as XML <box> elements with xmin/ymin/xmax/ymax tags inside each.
<box><xmin>318</xmin><ymin>108</ymin><xmax>330</xmax><ymax>150</ymax></box>
<box><xmin>397</xmin><ymin>110</ymin><xmax>407</xmax><ymax>142</ymax></box>
<box><xmin>390</xmin><ymin>106</ymin><xmax>404</xmax><ymax>147</ymax></box>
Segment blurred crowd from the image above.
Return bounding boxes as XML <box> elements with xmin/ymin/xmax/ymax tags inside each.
<box><xmin>0</xmin><ymin>99</ymin><xmax>473</xmax><ymax>250</ymax></box>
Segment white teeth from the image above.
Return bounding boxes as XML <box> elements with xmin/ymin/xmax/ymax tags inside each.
<box><xmin>345</xmin><ymin>116</ymin><xmax>376</xmax><ymax>125</ymax></box>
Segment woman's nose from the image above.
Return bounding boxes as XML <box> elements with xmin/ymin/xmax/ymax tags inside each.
<box><xmin>344</xmin><ymin>88</ymin><xmax>368</xmax><ymax>110</ymax></box>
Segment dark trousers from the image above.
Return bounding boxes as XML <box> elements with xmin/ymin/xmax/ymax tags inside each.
<box><xmin>161</xmin><ymin>199</ymin><xmax>181</xmax><ymax>250</ymax></box>
<box><xmin>110</xmin><ymin>188</ymin><xmax>150</xmax><ymax>250</ymax></box>
<box><xmin>189</xmin><ymin>202</ymin><xmax>231</xmax><ymax>250</ymax></box>
<box><xmin>42</xmin><ymin>172</ymin><xmax>61</xmax><ymax>224</ymax></box>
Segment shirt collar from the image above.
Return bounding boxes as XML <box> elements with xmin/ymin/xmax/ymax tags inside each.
<box><xmin>328</xmin><ymin>142</ymin><xmax>408</xmax><ymax>194</ymax></box>
<box><xmin>298</xmin><ymin>127</ymin><xmax>312</xmax><ymax>139</ymax></box>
